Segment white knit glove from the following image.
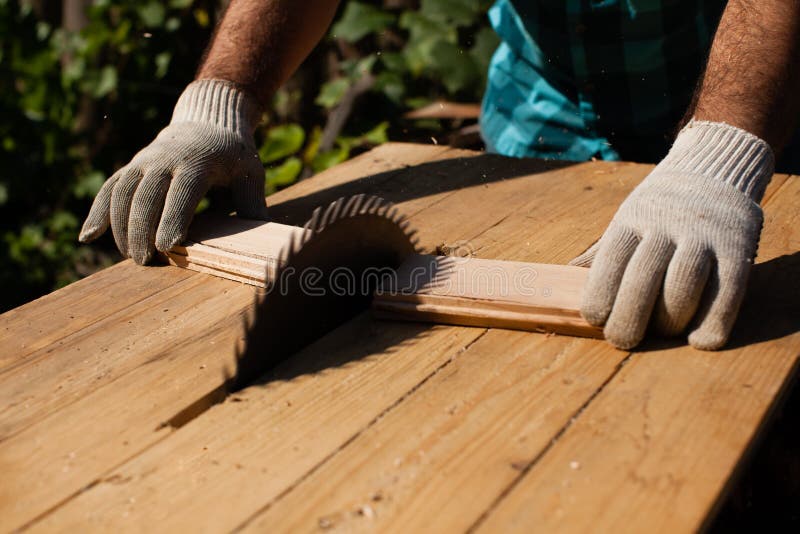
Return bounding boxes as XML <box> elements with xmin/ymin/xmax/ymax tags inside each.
<box><xmin>79</xmin><ymin>79</ymin><xmax>268</xmax><ymax>264</ymax></box>
<box><xmin>571</xmin><ymin>121</ymin><xmax>774</xmax><ymax>350</ymax></box>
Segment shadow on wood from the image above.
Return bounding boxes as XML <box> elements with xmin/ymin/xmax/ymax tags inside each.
<box><xmin>265</xmin><ymin>154</ymin><xmax>577</xmax><ymax>227</ymax></box>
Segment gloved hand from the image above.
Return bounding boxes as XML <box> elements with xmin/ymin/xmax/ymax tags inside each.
<box><xmin>79</xmin><ymin>79</ymin><xmax>268</xmax><ymax>264</ymax></box>
<box><xmin>571</xmin><ymin>121</ymin><xmax>774</xmax><ymax>350</ymax></box>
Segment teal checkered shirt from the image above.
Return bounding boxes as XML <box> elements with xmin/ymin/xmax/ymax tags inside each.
<box><xmin>480</xmin><ymin>0</ymin><xmax>727</xmax><ymax>162</ymax></box>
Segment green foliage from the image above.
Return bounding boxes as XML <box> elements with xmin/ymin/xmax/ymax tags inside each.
<box><xmin>331</xmin><ymin>2</ymin><xmax>395</xmax><ymax>42</ymax></box>
<box><xmin>1</xmin><ymin>0</ymin><xmax>496</xmax><ymax>311</ymax></box>
<box><xmin>260</xmin><ymin>0</ymin><xmax>498</xmax><ymax>197</ymax></box>
<box><xmin>0</xmin><ymin>0</ymin><xmax>219</xmax><ymax>310</ymax></box>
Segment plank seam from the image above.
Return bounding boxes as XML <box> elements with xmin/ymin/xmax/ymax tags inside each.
<box><xmin>231</xmin><ymin>328</ymin><xmax>491</xmax><ymax>532</ymax></box>
<box><xmin>0</xmin><ymin>279</ymin><xmax>246</xmax><ymax>446</ymax></box>
<box><xmin>15</xmin><ymin>430</ymin><xmax>176</xmax><ymax>531</ymax></box>
<box><xmin>466</xmin><ymin>349</ymin><xmax>636</xmax><ymax>533</ymax></box>
<box><xmin>699</xmin><ymin>355</ymin><xmax>800</xmax><ymax>531</ymax></box>
<box><xmin>0</xmin><ymin>272</ymin><xmax>200</xmax><ymax>378</ymax></box>
<box><xmin>761</xmin><ymin>174</ymin><xmax>795</xmax><ymax>207</ymax></box>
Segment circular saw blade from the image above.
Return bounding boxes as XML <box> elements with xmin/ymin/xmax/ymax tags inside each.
<box><xmin>231</xmin><ymin>195</ymin><xmax>419</xmax><ymax>391</ymax></box>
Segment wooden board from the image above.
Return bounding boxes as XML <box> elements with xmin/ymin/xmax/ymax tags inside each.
<box><xmin>0</xmin><ymin>143</ymin><xmax>475</xmax><ymax>529</ymax></box>
<box><xmin>165</xmin><ymin>218</ymin><xmax>304</xmax><ymax>287</ymax></box>
<box><xmin>374</xmin><ymin>254</ymin><xmax>602</xmax><ymax>338</ymax></box>
<box><xmin>1</xmin><ymin>142</ymin><xmax>796</xmax><ymax>533</ymax></box>
<box><xmin>0</xmin><ymin>261</ymin><xmax>193</xmax><ymax>370</ymax></box>
<box><xmin>475</xmin><ymin>175</ymin><xmax>800</xmax><ymax>533</ymax></box>
<box><xmin>163</xmin><ymin>215</ymin><xmax>601</xmax><ymax>338</ymax></box>
<box><xmin>21</xmin><ymin>146</ymin><xmax>634</xmax><ymax>532</ymax></box>
<box><xmin>403</xmin><ymin>101</ymin><xmax>481</xmax><ymax>120</ymax></box>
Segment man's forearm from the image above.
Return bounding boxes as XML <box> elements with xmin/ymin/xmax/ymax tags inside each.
<box><xmin>691</xmin><ymin>0</ymin><xmax>800</xmax><ymax>151</ymax></box>
<box><xmin>197</xmin><ymin>0</ymin><xmax>341</xmax><ymax>108</ymax></box>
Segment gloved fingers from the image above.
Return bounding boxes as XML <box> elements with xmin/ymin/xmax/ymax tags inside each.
<box><xmin>232</xmin><ymin>156</ymin><xmax>269</xmax><ymax>220</ymax></box>
<box><xmin>109</xmin><ymin>167</ymin><xmax>144</xmax><ymax>258</ymax></box>
<box><xmin>688</xmin><ymin>258</ymin><xmax>752</xmax><ymax>350</ymax></box>
<box><xmin>127</xmin><ymin>170</ymin><xmax>172</xmax><ymax>265</ymax></box>
<box><xmin>654</xmin><ymin>243</ymin><xmax>712</xmax><ymax>336</ymax></box>
<box><xmin>79</xmin><ymin>171</ymin><xmax>121</xmax><ymax>243</ymax></box>
<box><xmin>580</xmin><ymin>226</ymin><xmax>640</xmax><ymax>326</ymax></box>
<box><xmin>155</xmin><ymin>169</ymin><xmax>209</xmax><ymax>252</ymax></box>
<box><xmin>604</xmin><ymin>235</ymin><xmax>674</xmax><ymax>349</ymax></box>
<box><xmin>569</xmin><ymin>239</ymin><xmax>600</xmax><ymax>267</ymax></box>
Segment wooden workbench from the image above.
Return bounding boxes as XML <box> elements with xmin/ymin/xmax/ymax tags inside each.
<box><xmin>1</xmin><ymin>143</ymin><xmax>798</xmax><ymax>532</ymax></box>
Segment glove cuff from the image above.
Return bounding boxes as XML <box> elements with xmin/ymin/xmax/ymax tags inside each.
<box><xmin>657</xmin><ymin>120</ymin><xmax>775</xmax><ymax>203</ymax></box>
<box><xmin>171</xmin><ymin>79</ymin><xmax>261</xmax><ymax>136</ymax></box>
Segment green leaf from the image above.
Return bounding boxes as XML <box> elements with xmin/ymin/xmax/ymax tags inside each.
<box><xmin>470</xmin><ymin>26</ymin><xmax>500</xmax><ymax>73</ymax></box>
<box><xmin>259</xmin><ymin>124</ymin><xmax>305</xmax><ymax>164</ymax></box>
<box><xmin>194</xmin><ymin>8</ymin><xmax>210</xmax><ymax>27</ymax></box>
<box><xmin>138</xmin><ymin>2</ymin><xmax>166</xmax><ymax>28</ymax></box>
<box><xmin>331</xmin><ymin>2</ymin><xmax>395</xmax><ymax>42</ymax></box>
<box><xmin>168</xmin><ymin>0</ymin><xmax>194</xmax><ymax>8</ymax></box>
<box><xmin>312</xmin><ymin>146</ymin><xmax>349</xmax><ymax>173</ymax></box>
<box><xmin>420</xmin><ymin>0</ymin><xmax>481</xmax><ymax>26</ymax></box>
<box><xmin>379</xmin><ymin>52</ymin><xmax>406</xmax><ymax>73</ymax></box>
<box><xmin>343</xmin><ymin>54</ymin><xmax>377</xmax><ymax>79</ymax></box>
<box><xmin>73</xmin><ymin>171</ymin><xmax>106</xmax><ymax>199</ymax></box>
<box><xmin>302</xmin><ymin>126</ymin><xmax>323</xmax><ymax>164</ymax></box>
<box><xmin>195</xmin><ymin>197</ymin><xmax>210</xmax><ymax>214</ymax></box>
<box><xmin>265</xmin><ymin>157</ymin><xmax>302</xmax><ymax>193</ymax></box>
<box><xmin>91</xmin><ymin>65</ymin><xmax>118</xmax><ymax>97</ymax></box>
<box><xmin>399</xmin><ymin>11</ymin><xmax>456</xmax><ymax>44</ymax></box>
<box><xmin>375</xmin><ymin>71</ymin><xmax>405</xmax><ymax>104</ymax></box>
<box><xmin>315</xmin><ymin>78</ymin><xmax>349</xmax><ymax>109</ymax></box>
<box><xmin>359</xmin><ymin>121</ymin><xmax>389</xmax><ymax>145</ymax></box>
<box><xmin>428</xmin><ymin>40</ymin><xmax>480</xmax><ymax>94</ymax></box>
<box><xmin>165</xmin><ymin>17</ymin><xmax>181</xmax><ymax>32</ymax></box>
<box><xmin>49</xmin><ymin>211</ymin><xmax>78</xmax><ymax>233</ymax></box>
<box><xmin>0</xmin><ymin>183</ymin><xmax>8</xmax><ymax>206</ymax></box>
<box><xmin>155</xmin><ymin>51</ymin><xmax>171</xmax><ymax>78</ymax></box>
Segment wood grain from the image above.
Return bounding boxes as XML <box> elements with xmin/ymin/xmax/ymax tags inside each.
<box><xmin>165</xmin><ymin>218</ymin><xmax>305</xmax><ymax>287</ymax></box>
<box><xmin>28</xmin><ymin>319</ymin><xmax>485</xmax><ymax>533</ymax></box>
<box><xmin>0</xmin><ymin>275</ymin><xmax>249</xmax><ymax>441</ymax></box>
<box><xmin>7</xmin><ymin>143</ymin><xmax>794</xmax><ymax>533</ymax></box>
<box><xmin>0</xmin><ymin>143</ymin><xmax>471</xmax><ymax>530</ymax></box>
<box><xmin>30</xmin><ymin>150</ymin><xmax>635</xmax><ymax>532</ymax></box>
<box><xmin>0</xmin><ymin>261</ymin><xmax>193</xmax><ymax>370</ymax></box>
<box><xmin>374</xmin><ymin>254</ymin><xmax>602</xmax><ymax>338</ymax></box>
<box><xmin>243</xmin><ymin>333</ymin><xmax>624</xmax><ymax>533</ymax></box>
<box><xmin>0</xmin><ymin>277</ymin><xmax>254</xmax><ymax>528</ymax></box>
<box><xmin>162</xmin><ymin>215</ymin><xmax>601</xmax><ymax>338</ymax></box>
<box><xmin>476</xmin><ymin>176</ymin><xmax>800</xmax><ymax>533</ymax></box>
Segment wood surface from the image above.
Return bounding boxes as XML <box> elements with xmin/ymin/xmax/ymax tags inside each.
<box><xmin>477</xmin><ymin>175</ymin><xmax>800</xmax><ymax>533</ymax></box>
<box><xmin>0</xmin><ymin>143</ymin><xmax>796</xmax><ymax>533</ymax></box>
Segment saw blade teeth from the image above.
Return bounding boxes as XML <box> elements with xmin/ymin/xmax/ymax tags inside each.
<box><xmin>304</xmin><ymin>206</ymin><xmax>323</xmax><ymax>234</ymax></box>
<box><xmin>358</xmin><ymin>195</ymin><xmax>375</xmax><ymax>214</ymax></box>
<box><xmin>385</xmin><ymin>206</ymin><xmax>400</xmax><ymax>222</ymax></box>
<box><xmin>376</xmin><ymin>201</ymin><xmax>393</xmax><ymax>218</ymax></box>
<box><xmin>362</xmin><ymin>195</ymin><xmax>382</xmax><ymax>214</ymax></box>
<box><xmin>320</xmin><ymin>198</ymin><xmax>343</xmax><ymax>230</ymax></box>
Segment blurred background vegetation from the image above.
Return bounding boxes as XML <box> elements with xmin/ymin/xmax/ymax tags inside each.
<box><xmin>0</xmin><ymin>0</ymin><xmax>496</xmax><ymax>311</ymax></box>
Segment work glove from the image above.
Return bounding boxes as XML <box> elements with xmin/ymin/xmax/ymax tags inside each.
<box><xmin>79</xmin><ymin>79</ymin><xmax>268</xmax><ymax>264</ymax></box>
<box><xmin>571</xmin><ymin>121</ymin><xmax>774</xmax><ymax>350</ymax></box>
